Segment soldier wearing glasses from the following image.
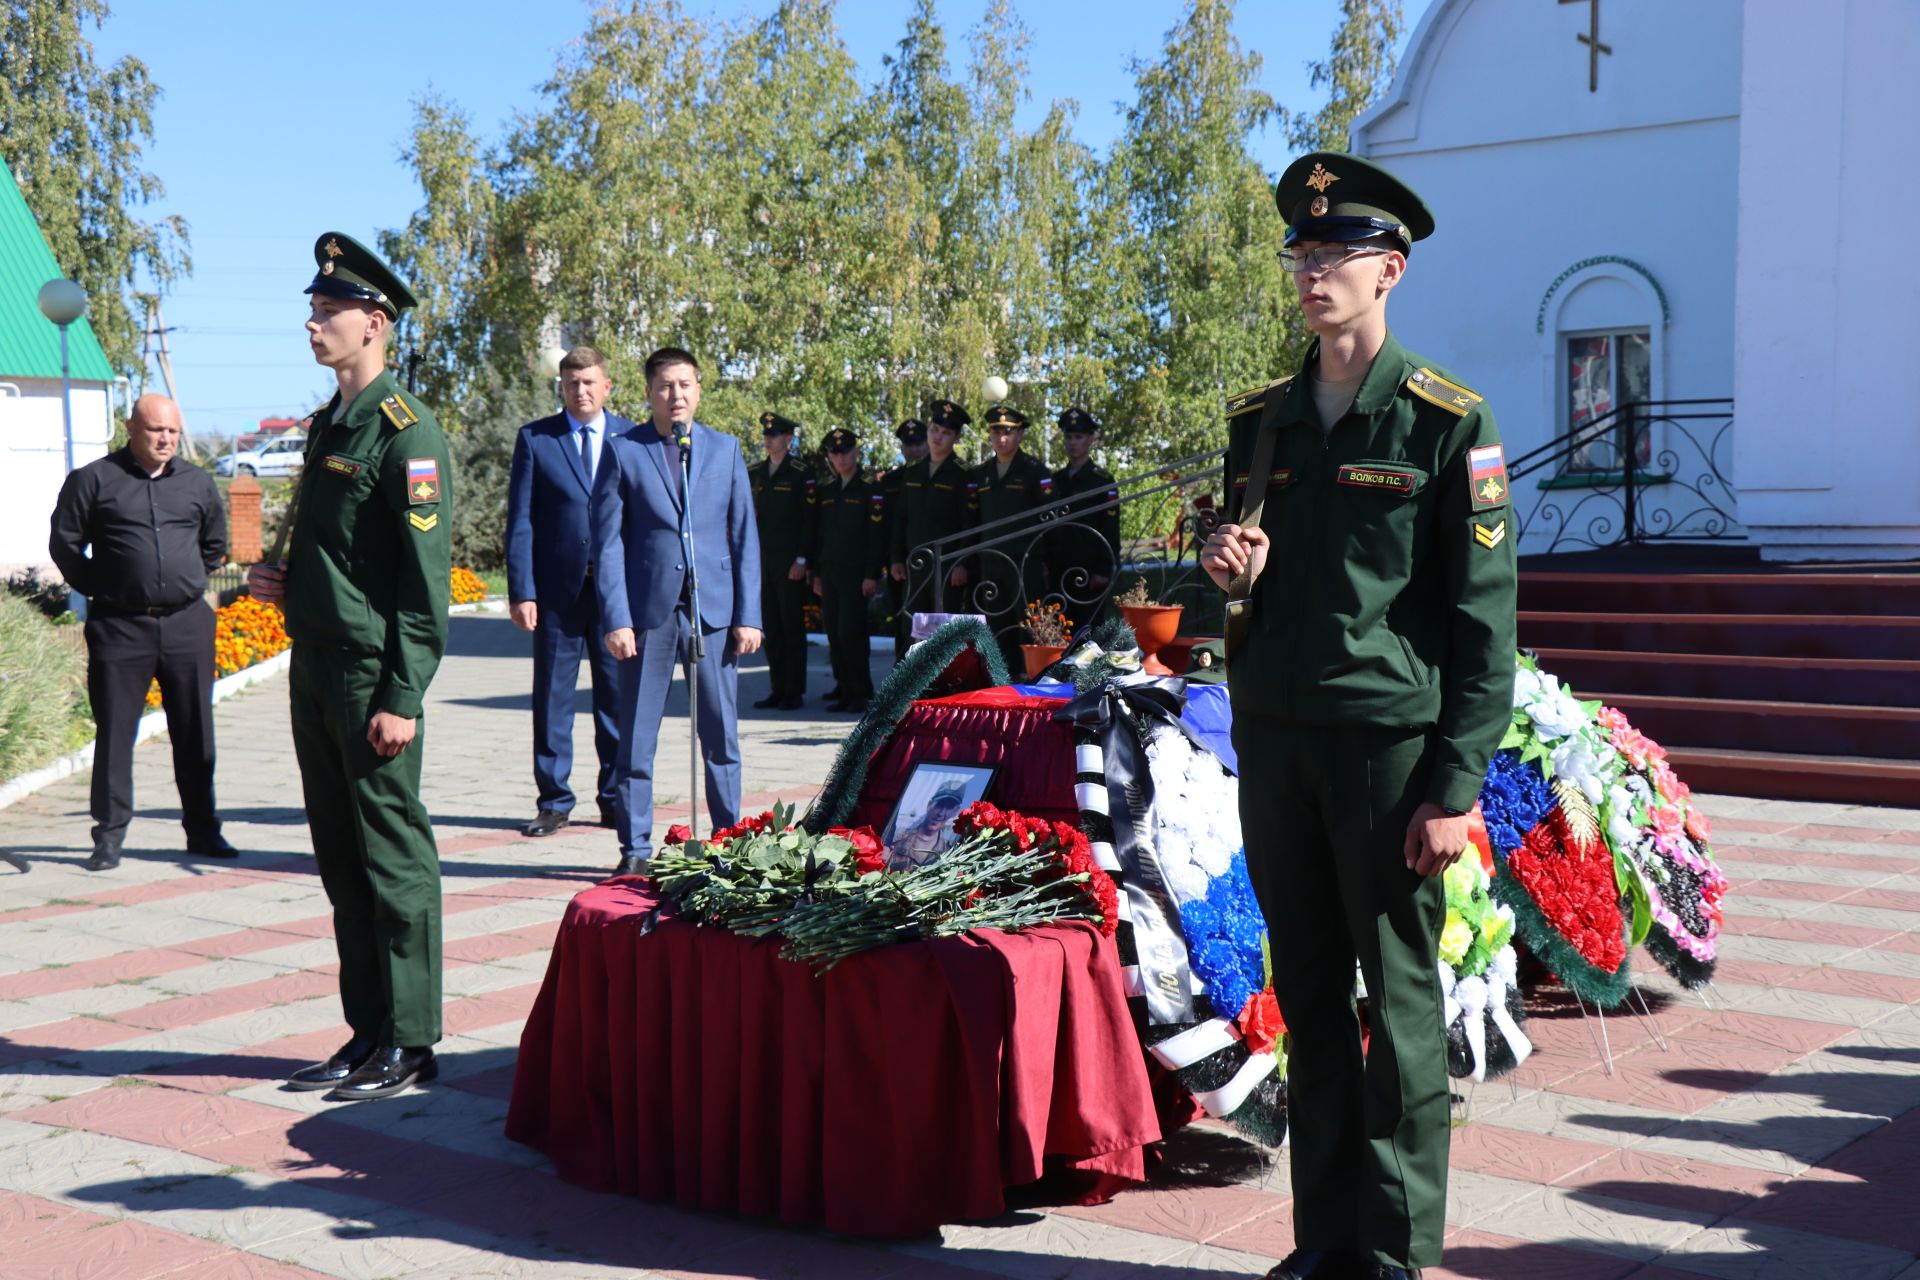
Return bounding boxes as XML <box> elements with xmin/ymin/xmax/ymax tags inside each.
<box><xmin>1201</xmin><ymin>153</ymin><xmax>1516</xmax><ymax>1280</ymax></box>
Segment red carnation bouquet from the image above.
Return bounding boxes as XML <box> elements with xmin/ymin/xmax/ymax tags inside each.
<box><xmin>645</xmin><ymin>801</ymin><xmax>1118</xmax><ymax>969</ymax></box>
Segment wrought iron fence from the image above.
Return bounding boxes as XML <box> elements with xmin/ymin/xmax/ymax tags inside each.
<box><xmin>901</xmin><ymin>449</ymin><xmax>1227</xmax><ymax>653</ymax></box>
<box><xmin>1508</xmin><ymin>399</ymin><xmax>1739</xmax><ymax>552</ymax></box>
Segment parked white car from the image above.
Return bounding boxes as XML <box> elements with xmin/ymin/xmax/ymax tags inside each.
<box><xmin>216</xmin><ymin>434</ymin><xmax>306</xmax><ymax>478</ymax></box>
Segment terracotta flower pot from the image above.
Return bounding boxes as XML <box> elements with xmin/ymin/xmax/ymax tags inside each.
<box><xmin>1118</xmin><ymin>603</ymin><xmax>1184</xmax><ymax>675</ymax></box>
<box><xmin>1021</xmin><ymin>643</ymin><xmax>1067</xmax><ymax>680</ymax></box>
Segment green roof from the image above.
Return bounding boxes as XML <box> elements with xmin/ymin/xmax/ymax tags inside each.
<box><xmin>0</xmin><ymin>161</ymin><xmax>115</xmax><ymax>382</ymax></box>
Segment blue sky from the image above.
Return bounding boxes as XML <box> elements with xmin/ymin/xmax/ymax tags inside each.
<box><xmin>89</xmin><ymin>1</ymin><xmax>1420</xmax><ymax>439</ymax></box>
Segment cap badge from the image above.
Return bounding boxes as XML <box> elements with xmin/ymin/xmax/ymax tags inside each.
<box><xmin>321</xmin><ymin>260</ymin><xmax>335</xmax><ymax>276</ymax></box>
<box><xmin>324</xmin><ymin>237</ymin><xmax>343</xmax><ymax>258</ymax></box>
<box><xmin>1305</xmin><ymin>163</ymin><xmax>1340</xmax><ymax>193</ymax></box>
<box><xmin>1310</xmin><ymin>195</ymin><xmax>1329</xmax><ymax>217</ymax></box>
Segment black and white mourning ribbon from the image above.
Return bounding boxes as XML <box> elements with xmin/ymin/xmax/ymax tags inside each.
<box><xmin>1055</xmin><ymin>673</ymin><xmax>1207</xmax><ymax>1025</ymax></box>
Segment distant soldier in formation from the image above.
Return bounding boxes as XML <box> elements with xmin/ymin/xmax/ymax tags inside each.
<box><xmin>809</xmin><ymin>427</ymin><xmax>883</xmax><ymax>713</ymax></box>
<box><xmin>747</xmin><ymin>412</ymin><xmax>816</xmax><ymax>710</ymax></box>
<box><xmin>888</xmin><ymin>400</ymin><xmax>975</xmax><ymax>633</ymax></box>
<box><xmin>879</xmin><ymin>417</ymin><xmax>927</xmax><ymax>662</ymax></box>
<box><xmin>1048</xmin><ymin>407</ymin><xmax>1121</xmax><ymax>635</ymax></box>
<box><xmin>970</xmin><ymin>404</ymin><xmax>1052</xmax><ymax>666</ymax></box>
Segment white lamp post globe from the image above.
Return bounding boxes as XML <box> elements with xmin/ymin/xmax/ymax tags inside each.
<box><xmin>981</xmin><ymin>374</ymin><xmax>1009</xmax><ymax>403</ymax></box>
<box><xmin>37</xmin><ymin>278</ymin><xmax>88</xmax><ymax>326</ymax></box>
<box><xmin>535</xmin><ymin>346</ymin><xmax>567</xmax><ymax>380</ymax></box>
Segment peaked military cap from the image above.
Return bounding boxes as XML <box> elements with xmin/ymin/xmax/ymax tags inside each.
<box><xmin>927</xmin><ymin>399</ymin><xmax>971</xmax><ymax>431</ymax></box>
<box><xmin>1274</xmin><ymin>151</ymin><xmax>1435</xmax><ymax>250</ymax></box>
<box><xmin>895</xmin><ymin>417</ymin><xmax>927</xmax><ymax>445</ymax></box>
<box><xmin>823</xmin><ymin>427</ymin><xmax>858</xmax><ymax>452</ymax></box>
<box><xmin>760</xmin><ymin>411</ymin><xmax>800</xmax><ymax>437</ymax></box>
<box><xmin>1057</xmin><ymin>407</ymin><xmax>1102</xmax><ymax>434</ymax></box>
<box><xmin>303</xmin><ymin>232</ymin><xmax>417</xmax><ymax>319</ymax></box>
<box><xmin>984</xmin><ymin>404</ymin><xmax>1029</xmax><ymax>430</ymax></box>
<box><xmin>930</xmin><ymin>782</ymin><xmax>967</xmax><ymax>807</ymax></box>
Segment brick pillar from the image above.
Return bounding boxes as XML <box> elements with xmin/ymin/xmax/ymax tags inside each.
<box><xmin>229</xmin><ymin>475</ymin><xmax>263</xmax><ymax>564</ymax></box>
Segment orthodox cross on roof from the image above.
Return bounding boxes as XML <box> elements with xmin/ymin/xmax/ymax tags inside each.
<box><xmin>1559</xmin><ymin>0</ymin><xmax>1613</xmax><ymax>93</ymax></box>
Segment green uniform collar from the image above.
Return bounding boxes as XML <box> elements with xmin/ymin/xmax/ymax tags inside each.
<box><xmin>1278</xmin><ymin>331</ymin><xmax>1414</xmax><ymax>426</ymax></box>
<box><xmin>324</xmin><ymin>368</ymin><xmax>402</xmax><ymax>428</ymax></box>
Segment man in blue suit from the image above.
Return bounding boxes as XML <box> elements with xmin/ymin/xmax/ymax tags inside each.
<box><xmin>593</xmin><ymin>347</ymin><xmax>762</xmax><ymax>876</ymax></box>
<box><xmin>506</xmin><ymin>346</ymin><xmax>633</xmax><ymax>838</ymax></box>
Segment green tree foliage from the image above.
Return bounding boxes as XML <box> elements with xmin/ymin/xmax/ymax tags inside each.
<box><xmin>383</xmin><ymin>0</ymin><xmax>1403</xmax><ymax>567</ymax></box>
<box><xmin>1286</xmin><ymin>0</ymin><xmax>1404</xmax><ymax>154</ymax></box>
<box><xmin>0</xmin><ymin>0</ymin><xmax>189</xmax><ymax>377</ymax></box>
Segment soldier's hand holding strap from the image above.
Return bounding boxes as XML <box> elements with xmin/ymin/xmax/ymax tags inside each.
<box><xmin>247</xmin><ymin>561</ymin><xmax>289</xmax><ymax>605</ymax></box>
<box><xmin>1404</xmin><ymin>802</ymin><xmax>1471</xmax><ymax>877</ymax></box>
<box><xmin>1199</xmin><ymin>523</ymin><xmax>1269</xmax><ymax>593</ymax></box>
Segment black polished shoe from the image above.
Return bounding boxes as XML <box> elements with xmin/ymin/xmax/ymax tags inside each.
<box><xmin>1360</xmin><ymin>1267</ymin><xmax>1419</xmax><ymax>1280</ymax></box>
<box><xmin>523</xmin><ymin>809</ymin><xmax>569</xmax><ymax>838</ymax></box>
<box><xmin>752</xmin><ymin>693</ymin><xmax>783</xmax><ymax>709</ymax></box>
<box><xmin>611</xmin><ymin>853</ymin><xmax>648</xmax><ymax>877</ymax></box>
<box><xmin>286</xmin><ymin>1035</ymin><xmax>377</xmax><ymax>1091</ymax></box>
<box><xmin>325</xmin><ymin>1045</ymin><xmax>437</xmax><ymax>1101</ymax></box>
<box><xmin>839</xmin><ymin>695</ymin><xmax>870</xmax><ymax>714</ymax></box>
<box><xmin>777</xmin><ymin>695</ymin><xmax>804</xmax><ymax>710</ymax></box>
<box><xmin>1266</xmin><ymin>1249</ymin><xmax>1357</xmax><ymax>1280</ymax></box>
<box><xmin>84</xmin><ymin>841</ymin><xmax>122</xmax><ymax>872</ymax></box>
<box><xmin>823</xmin><ymin>686</ymin><xmax>844</xmax><ymax>703</ymax></box>
<box><xmin>186</xmin><ymin>832</ymin><xmax>239</xmax><ymax>859</ymax></box>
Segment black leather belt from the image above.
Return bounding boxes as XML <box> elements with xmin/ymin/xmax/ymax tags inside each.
<box><xmin>93</xmin><ymin>599</ymin><xmax>195</xmax><ymax>620</ymax></box>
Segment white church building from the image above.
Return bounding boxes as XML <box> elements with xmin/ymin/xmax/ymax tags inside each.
<box><xmin>1353</xmin><ymin>0</ymin><xmax>1920</xmax><ymax>561</ymax></box>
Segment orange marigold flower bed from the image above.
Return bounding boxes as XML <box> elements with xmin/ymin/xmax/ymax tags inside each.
<box><xmin>451</xmin><ymin>566</ymin><xmax>488</xmax><ymax>605</ymax></box>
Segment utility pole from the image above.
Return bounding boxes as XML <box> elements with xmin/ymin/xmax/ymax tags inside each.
<box><xmin>141</xmin><ymin>298</ymin><xmax>194</xmax><ymax>457</ymax></box>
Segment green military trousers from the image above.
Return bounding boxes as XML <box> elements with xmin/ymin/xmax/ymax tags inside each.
<box><xmin>289</xmin><ymin>645</ymin><xmax>443</xmax><ymax>1048</ymax></box>
<box><xmin>1235</xmin><ymin>720</ymin><xmax>1449</xmax><ymax>1271</ymax></box>
<box><xmin>820</xmin><ymin>577</ymin><xmax>874</xmax><ymax>702</ymax></box>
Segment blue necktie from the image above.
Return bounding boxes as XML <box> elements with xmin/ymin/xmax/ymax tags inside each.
<box><xmin>578</xmin><ymin>422</ymin><xmax>594</xmax><ymax>481</ymax></box>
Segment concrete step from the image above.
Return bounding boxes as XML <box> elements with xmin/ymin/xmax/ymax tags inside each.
<box><xmin>1519</xmin><ymin>570</ymin><xmax>1920</xmax><ymax>617</ymax></box>
<box><xmin>1595</xmin><ymin>692</ymin><xmax>1920</xmax><ymax>762</ymax></box>
<box><xmin>1518</xmin><ymin>611</ymin><xmax>1920</xmax><ymax>661</ymax></box>
<box><xmin>1535</xmin><ymin>648</ymin><xmax>1920</xmax><ymax>709</ymax></box>
<box><xmin>1664</xmin><ymin>746</ymin><xmax>1920</xmax><ymax>808</ymax></box>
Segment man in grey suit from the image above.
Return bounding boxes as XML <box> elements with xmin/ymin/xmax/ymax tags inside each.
<box><xmin>592</xmin><ymin>347</ymin><xmax>762</xmax><ymax>876</ymax></box>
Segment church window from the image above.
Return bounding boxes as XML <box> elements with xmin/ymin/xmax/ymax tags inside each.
<box><xmin>1564</xmin><ymin>329</ymin><xmax>1651</xmax><ymax>473</ymax></box>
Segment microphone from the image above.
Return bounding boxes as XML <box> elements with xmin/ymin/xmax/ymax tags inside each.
<box><xmin>673</xmin><ymin>419</ymin><xmax>691</xmax><ymax>452</ymax></box>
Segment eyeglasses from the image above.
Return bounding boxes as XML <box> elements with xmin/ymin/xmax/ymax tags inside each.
<box><xmin>1277</xmin><ymin>245</ymin><xmax>1392</xmax><ymax>274</ymax></box>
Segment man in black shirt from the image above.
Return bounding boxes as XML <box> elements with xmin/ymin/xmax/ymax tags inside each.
<box><xmin>49</xmin><ymin>395</ymin><xmax>237</xmax><ymax>871</ymax></box>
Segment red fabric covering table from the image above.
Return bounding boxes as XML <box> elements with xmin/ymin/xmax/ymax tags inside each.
<box><xmin>505</xmin><ymin>878</ymin><xmax>1162</xmax><ymax>1237</ymax></box>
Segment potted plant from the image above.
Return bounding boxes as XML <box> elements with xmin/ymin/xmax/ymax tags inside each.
<box><xmin>1114</xmin><ymin>576</ymin><xmax>1185</xmax><ymax>675</ymax></box>
<box><xmin>1020</xmin><ymin>599</ymin><xmax>1072</xmax><ymax>680</ymax></box>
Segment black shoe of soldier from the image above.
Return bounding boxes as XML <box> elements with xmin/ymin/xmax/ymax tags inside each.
<box><xmin>777</xmin><ymin>695</ymin><xmax>804</xmax><ymax>710</ymax></box>
<box><xmin>326</xmin><ymin>1046</ymin><xmax>437</xmax><ymax>1101</ymax></box>
<box><xmin>186</xmin><ymin>832</ymin><xmax>239</xmax><ymax>858</ymax></box>
<box><xmin>612</xmin><ymin>853</ymin><xmax>648</xmax><ymax>877</ymax></box>
<box><xmin>752</xmin><ymin>694</ymin><xmax>782</xmax><ymax>709</ymax></box>
<box><xmin>84</xmin><ymin>840</ymin><xmax>122</xmax><ymax>872</ymax></box>
<box><xmin>286</xmin><ymin>1035</ymin><xmax>377</xmax><ymax>1091</ymax></box>
<box><xmin>523</xmin><ymin>810</ymin><xmax>569</xmax><ymax>838</ymax></box>
<box><xmin>1266</xmin><ymin>1250</ymin><xmax>1359</xmax><ymax>1280</ymax></box>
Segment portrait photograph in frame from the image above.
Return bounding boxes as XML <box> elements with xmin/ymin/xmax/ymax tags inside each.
<box><xmin>879</xmin><ymin>761</ymin><xmax>997</xmax><ymax>871</ymax></box>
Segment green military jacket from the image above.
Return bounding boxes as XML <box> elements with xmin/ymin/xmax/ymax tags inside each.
<box><xmin>1223</xmin><ymin>332</ymin><xmax>1517</xmax><ymax>813</ymax></box>
<box><xmin>972</xmin><ymin>450</ymin><xmax>1053</xmax><ymax>530</ymax></box>
<box><xmin>809</xmin><ymin>471</ymin><xmax>885</xmax><ymax>586</ymax></box>
<box><xmin>1049</xmin><ymin>459</ymin><xmax>1121</xmax><ymax>575</ymax></box>
<box><xmin>285</xmin><ymin>369</ymin><xmax>453</xmax><ymax>720</ymax></box>
<box><xmin>748</xmin><ymin>454</ymin><xmax>817</xmax><ymax>575</ymax></box>
<box><xmin>889</xmin><ymin>453</ymin><xmax>977</xmax><ymax>567</ymax></box>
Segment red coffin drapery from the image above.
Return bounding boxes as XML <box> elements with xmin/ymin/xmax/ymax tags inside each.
<box><xmin>505</xmin><ymin>880</ymin><xmax>1162</xmax><ymax>1237</ymax></box>
<box><xmin>848</xmin><ymin>687</ymin><xmax>1081</xmax><ymax>833</ymax></box>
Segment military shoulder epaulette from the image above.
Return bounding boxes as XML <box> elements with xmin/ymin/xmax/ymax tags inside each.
<box><xmin>1405</xmin><ymin>367</ymin><xmax>1483</xmax><ymax>416</ymax></box>
<box><xmin>1226</xmin><ymin>377</ymin><xmax>1292</xmax><ymax>420</ymax></box>
<box><xmin>379</xmin><ymin>394</ymin><xmax>421</xmax><ymax>431</ymax></box>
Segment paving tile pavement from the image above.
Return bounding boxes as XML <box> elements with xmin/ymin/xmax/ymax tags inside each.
<box><xmin>0</xmin><ymin>614</ymin><xmax>1915</xmax><ymax>1278</ymax></box>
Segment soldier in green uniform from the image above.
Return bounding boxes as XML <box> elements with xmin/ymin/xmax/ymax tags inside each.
<box><xmin>747</xmin><ymin>412</ymin><xmax>817</xmax><ymax>709</ymax></box>
<box><xmin>970</xmin><ymin>404</ymin><xmax>1053</xmax><ymax>666</ymax></box>
<box><xmin>248</xmin><ymin>233</ymin><xmax>453</xmax><ymax>1102</ymax></box>
<box><xmin>808</xmin><ymin>428</ymin><xmax>883</xmax><ymax>713</ymax></box>
<box><xmin>879</xmin><ymin>418</ymin><xmax>927</xmax><ymax>664</ymax></box>
<box><xmin>1200</xmin><ymin>154</ymin><xmax>1516</xmax><ymax>1280</ymax></box>
<box><xmin>1047</xmin><ymin>408</ymin><xmax>1121</xmax><ymax>635</ymax></box>
<box><xmin>888</xmin><ymin>400</ymin><xmax>976</xmax><ymax>631</ymax></box>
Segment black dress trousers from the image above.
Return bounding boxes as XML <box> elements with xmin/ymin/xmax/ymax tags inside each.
<box><xmin>84</xmin><ymin>601</ymin><xmax>220</xmax><ymax>846</ymax></box>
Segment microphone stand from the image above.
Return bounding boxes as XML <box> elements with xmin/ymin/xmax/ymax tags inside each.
<box><xmin>675</xmin><ymin>420</ymin><xmax>704</xmax><ymax>840</ymax></box>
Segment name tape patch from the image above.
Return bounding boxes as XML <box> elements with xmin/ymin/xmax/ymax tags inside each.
<box><xmin>321</xmin><ymin>455</ymin><xmax>362</xmax><ymax>478</ymax></box>
<box><xmin>1336</xmin><ymin>464</ymin><xmax>1418</xmax><ymax>494</ymax></box>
